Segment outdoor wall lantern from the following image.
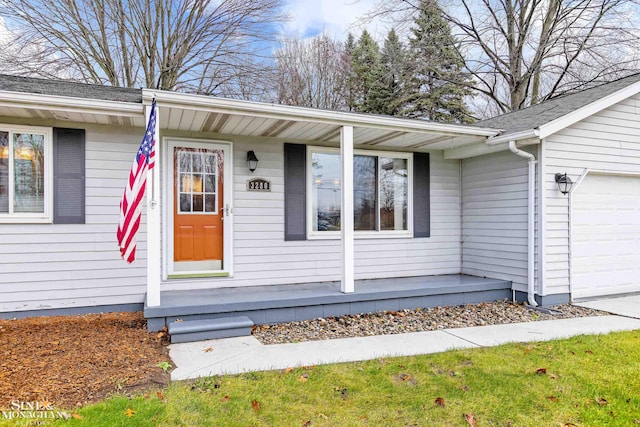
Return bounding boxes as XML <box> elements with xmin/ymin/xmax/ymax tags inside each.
<box><xmin>554</xmin><ymin>172</ymin><xmax>573</xmax><ymax>195</ymax></box>
<box><xmin>247</xmin><ymin>150</ymin><xmax>259</xmax><ymax>172</ymax></box>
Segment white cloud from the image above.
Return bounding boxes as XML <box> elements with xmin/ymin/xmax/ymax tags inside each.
<box><xmin>0</xmin><ymin>16</ymin><xmax>69</xmax><ymax>78</ymax></box>
<box><xmin>0</xmin><ymin>16</ymin><xmax>12</xmax><ymax>44</ymax></box>
<box><xmin>284</xmin><ymin>0</ymin><xmax>382</xmax><ymax>40</ymax></box>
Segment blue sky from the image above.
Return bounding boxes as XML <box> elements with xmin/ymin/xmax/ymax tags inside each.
<box><xmin>0</xmin><ymin>2</ymin><xmax>381</xmax><ymax>48</ymax></box>
<box><xmin>283</xmin><ymin>0</ymin><xmax>380</xmax><ymax>39</ymax></box>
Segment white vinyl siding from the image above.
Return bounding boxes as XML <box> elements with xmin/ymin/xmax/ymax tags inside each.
<box><xmin>1</xmin><ymin>127</ymin><xmax>465</xmax><ymax>311</ymax></box>
<box><xmin>162</xmin><ymin>141</ymin><xmax>461</xmax><ymax>291</ymax></box>
<box><xmin>0</xmin><ymin>124</ymin><xmax>147</xmax><ymax>313</ymax></box>
<box><xmin>461</xmin><ymin>150</ymin><xmax>531</xmax><ymax>292</ymax></box>
<box><xmin>543</xmin><ymin>92</ymin><xmax>640</xmax><ymax>296</ymax></box>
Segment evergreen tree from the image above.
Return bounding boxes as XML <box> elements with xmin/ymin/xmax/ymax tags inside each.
<box><xmin>405</xmin><ymin>0</ymin><xmax>473</xmax><ymax>123</ymax></box>
<box><xmin>342</xmin><ymin>33</ymin><xmax>357</xmax><ymax>112</ymax></box>
<box><xmin>379</xmin><ymin>29</ymin><xmax>408</xmax><ymax>116</ymax></box>
<box><xmin>351</xmin><ymin>30</ymin><xmax>386</xmax><ymax>114</ymax></box>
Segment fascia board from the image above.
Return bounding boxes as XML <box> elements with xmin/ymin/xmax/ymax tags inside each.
<box><xmin>0</xmin><ymin>90</ymin><xmax>143</xmax><ymax>117</ymax></box>
<box><xmin>143</xmin><ymin>89</ymin><xmax>500</xmax><ymax>138</ymax></box>
<box><xmin>538</xmin><ymin>80</ymin><xmax>640</xmax><ymax>139</ymax></box>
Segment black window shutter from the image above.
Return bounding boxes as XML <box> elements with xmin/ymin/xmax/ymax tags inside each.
<box><xmin>284</xmin><ymin>143</ymin><xmax>306</xmax><ymax>240</ymax></box>
<box><xmin>413</xmin><ymin>152</ymin><xmax>430</xmax><ymax>237</ymax></box>
<box><xmin>53</xmin><ymin>128</ymin><xmax>85</xmax><ymax>224</ymax></box>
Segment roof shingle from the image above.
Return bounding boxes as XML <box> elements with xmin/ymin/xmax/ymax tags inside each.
<box><xmin>476</xmin><ymin>73</ymin><xmax>640</xmax><ymax>135</ymax></box>
<box><xmin>0</xmin><ymin>74</ymin><xmax>142</xmax><ymax>104</ymax></box>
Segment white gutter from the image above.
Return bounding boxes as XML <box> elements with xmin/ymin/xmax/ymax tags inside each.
<box><xmin>487</xmin><ymin>129</ymin><xmax>539</xmax><ymax>146</ymax></box>
<box><xmin>508</xmin><ymin>141</ymin><xmax>538</xmax><ymax>307</ymax></box>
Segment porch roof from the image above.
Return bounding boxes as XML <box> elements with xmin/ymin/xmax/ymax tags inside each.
<box><xmin>0</xmin><ymin>73</ymin><xmax>503</xmax><ymax>158</ymax></box>
<box><xmin>146</xmin><ymin>89</ymin><xmax>501</xmax><ymax>157</ymax></box>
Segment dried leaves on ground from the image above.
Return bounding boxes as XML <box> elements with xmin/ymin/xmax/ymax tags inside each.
<box><xmin>0</xmin><ymin>312</ymin><xmax>170</xmax><ymax>409</ymax></box>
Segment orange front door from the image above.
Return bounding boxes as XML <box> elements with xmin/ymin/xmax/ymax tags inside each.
<box><xmin>173</xmin><ymin>147</ymin><xmax>223</xmax><ymax>271</ymax></box>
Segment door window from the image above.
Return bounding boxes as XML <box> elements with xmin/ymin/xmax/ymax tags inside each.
<box><xmin>177</xmin><ymin>150</ymin><xmax>218</xmax><ymax>214</ymax></box>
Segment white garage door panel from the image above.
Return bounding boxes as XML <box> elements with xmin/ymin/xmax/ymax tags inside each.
<box><xmin>572</xmin><ymin>174</ymin><xmax>640</xmax><ymax>299</ymax></box>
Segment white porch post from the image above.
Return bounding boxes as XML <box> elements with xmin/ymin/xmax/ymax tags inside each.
<box><xmin>146</xmin><ymin>102</ymin><xmax>161</xmax><ymax>307</ymax></box>
<box><xmin>341</xmin><ymin>125</ymin><xmax>354</xmax><ymax>293</ymax></box>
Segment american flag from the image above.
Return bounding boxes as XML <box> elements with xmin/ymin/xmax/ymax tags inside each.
<box><xmin>117</xmin><ymin>99</ymin><xmax>157</xmax><ymax>263</ymax></box>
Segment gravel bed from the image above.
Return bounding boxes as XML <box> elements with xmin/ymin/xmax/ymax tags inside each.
<box><xmin>251</xmin><ymin>300</ymin><xmax>608</xmax><ymax>345</ymax></box>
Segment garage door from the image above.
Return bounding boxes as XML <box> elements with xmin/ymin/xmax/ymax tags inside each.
<box><xmin>572</xmin><ymin>174</ymin><xmax>640</xmax><ymax>300</ymax></box>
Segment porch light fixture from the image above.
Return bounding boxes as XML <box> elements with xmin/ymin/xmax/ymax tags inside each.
<box><xmin>554</xmin><ymin>173</ymin><xmax>573</xmax><ymax>195</ymax></box>
<box><xmin>247</xmin><ymin>150</ymin><xmax>259</xmax><ymax>172</ymax></box>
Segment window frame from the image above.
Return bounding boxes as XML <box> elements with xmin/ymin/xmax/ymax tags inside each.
<box><xmin>175</xmin><ymin>149</ymin><xmax>220</xmax><ymax>216</ymax></box>
<box><xmin>0</xmin><ymin>125</ymin><xmax>53</xmax><ymax>223</ymax></box>
<box><xmin>306</xmin><ymin>146</ymin><xmax>413</xmax><ymax>240</ymax></box>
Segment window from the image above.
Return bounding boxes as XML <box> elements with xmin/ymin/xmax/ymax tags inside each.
<box><xmin>177</xmin><ymin>149</ymin><xmax>218</xmax><ymax>214</ymax></box>
<box><xmin>308</xmin><ymin>147</ymin><xmax>412</xmax><ymax>238</ymax></box>
<box><xmin>0</xmin><ymin>126</ymin><xmax>52</xmax><ymax>222</ymax></box>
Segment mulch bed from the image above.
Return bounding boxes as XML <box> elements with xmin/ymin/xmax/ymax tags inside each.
<box><xmin>0</xmin><ymin>312</ymin><xmax>170</xmax><ymax>410</ymax></box>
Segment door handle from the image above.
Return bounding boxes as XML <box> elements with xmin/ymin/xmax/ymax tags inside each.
<box><xmin>220</xmin><ymin>204</ymin><xmax>232</xmax><ymax>216</ymax></box>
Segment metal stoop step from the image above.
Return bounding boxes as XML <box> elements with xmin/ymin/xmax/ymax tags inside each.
<box><xmin>168</xmin><ymin>316</ymin><xmax>254</xmax><ymax>343</ymax></box>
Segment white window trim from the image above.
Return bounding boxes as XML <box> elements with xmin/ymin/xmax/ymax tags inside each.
<box><xmin>0</xmin><ymin>125</ymin><xmax>53</xmax><ymax>224</ymax></box>
<box><xmin>306</xmin><ymin>146</ymin><xmax>413</xmax><ymax>240</ymax></box>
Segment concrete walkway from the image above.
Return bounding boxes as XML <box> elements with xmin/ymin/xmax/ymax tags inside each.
<box><xmin>169</xmin><ymin>314</ymin><xmax>640</xmax><ymax>381</ymax></box>
<box><xmin>574</xmin><ymin>294</ymin><xmax>640</xmax><ymax>319</ymax></box>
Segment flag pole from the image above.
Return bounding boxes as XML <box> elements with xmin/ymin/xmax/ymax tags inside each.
<box><xmin>149</xmin><ymin>95</ymin><xmax>158</xmax><ymax>205</ymax></box>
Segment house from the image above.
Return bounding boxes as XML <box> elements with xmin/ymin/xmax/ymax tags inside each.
<box><xmin>477</xmin><ymin>73</ymin><xmax>640</xmax><ymax>302</ymax></box>
<box><xmin>1</xmin><ymin>73</ymin><xmax>638</xmax><ymax>339</ymax></box>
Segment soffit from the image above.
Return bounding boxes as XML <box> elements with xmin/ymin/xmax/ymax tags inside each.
<box><xmin>157</xmin><ymin>103</ymin><xmax>496</xmax><ymax>153</ymax></box>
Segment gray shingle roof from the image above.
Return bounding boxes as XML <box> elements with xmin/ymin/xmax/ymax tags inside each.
<box><xmin>476</xmin><ymin>73</ymin><xmax>640</xmax><ymax>135</ymax></box>
<box><xmin>0</xmin><ymin>74</ymin><xmax>142</xmax><ymax>103</ymax></box>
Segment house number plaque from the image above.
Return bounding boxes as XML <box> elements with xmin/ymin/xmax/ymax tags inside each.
<box><xmin>247</xmin><ymin>178</ymin><xmax>271</xmax><ymax>192</ymax></box>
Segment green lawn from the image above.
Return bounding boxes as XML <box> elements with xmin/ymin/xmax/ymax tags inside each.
<box><xmin>5</xmin><ymin>330</ymin><xmax>640</xmax><ymax>426</ymax></box>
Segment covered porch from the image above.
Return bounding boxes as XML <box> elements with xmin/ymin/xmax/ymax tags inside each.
<box><xmin>139</xmin><ymin>90</ymin><xmax>515</xmax><ymax>342</ymax></box>
<box><xmin>145</xmin><ymin>274</ymin><xmax>511</xmax><ymax>339</ymax></box>
<box><xmin>142</xmin><ymin>90</ymin><xmax>504</xmax><ymax>306</ymax></box>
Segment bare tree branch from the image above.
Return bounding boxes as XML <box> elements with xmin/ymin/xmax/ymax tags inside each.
<box><xmin>272</xmin><ymin>33</ymin><xmax>349</xmax><ymax>110</ymax></box>
<box><xmin>365</xmin><ymin>0</ymin><xmax>640</xmax><ymax>115</ymax></box>
<box><xmin>0</xmin><ymin>0</ymin><xmax>287</xmax><ymax>96</ymax></box>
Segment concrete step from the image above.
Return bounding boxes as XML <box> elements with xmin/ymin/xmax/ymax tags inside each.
<box><xmin>168</xmin><ymin>316</ymin><xmax>254</xmax><ymax>343</ymax></box>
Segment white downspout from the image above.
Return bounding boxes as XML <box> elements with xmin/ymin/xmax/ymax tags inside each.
<box><xmin>508</xmin><ymin>141</ymin><xmax>538</xmax><ymax>307</ymax></box>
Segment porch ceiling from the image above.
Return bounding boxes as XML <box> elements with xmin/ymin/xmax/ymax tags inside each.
<box><xmin>159</xmin><ymin>105</ymin><xmax>492</xmax><ymax>151</ymax></box>
<box><xmin>149</xmin><ymin>90</ymin><xmax>501</xmax><ymax>154</ymax></box>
